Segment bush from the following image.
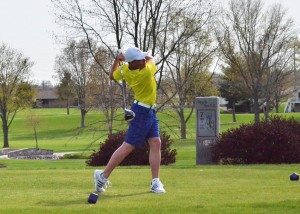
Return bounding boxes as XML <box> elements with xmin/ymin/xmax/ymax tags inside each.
<box><xmin>63</xmin><ymin>153</ymin><xmax>90</xmax><ymax>159</ymax></box>
<box><xmin>211</xmin><ymin>116</ymin><xmax>300</xmax><ymax>164</ymax></box>
<box><xmin>86</xmin><ymin>131</ymin><xmax>177</xmax><ymax>166</ymax></box>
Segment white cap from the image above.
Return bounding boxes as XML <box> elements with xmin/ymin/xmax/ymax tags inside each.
<box><xmin>124</xmin><ymin>47</ymin><xmax>148</xmax><ymax>62</ymax></box>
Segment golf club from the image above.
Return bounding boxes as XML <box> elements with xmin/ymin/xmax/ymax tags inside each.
<box><xmin>116</xmin><ymin>49</ymin><xmax>135</xmax><ymax>122</ymax></box>
<box><xmin>290</xmin><ymin>172</ymin><xmax>299</xmax><ymax>181</ymax></box>
<box><xmin>88</xmin><ymin>192</ymin><xmax>99</xmax><ymax>204</ymax></box>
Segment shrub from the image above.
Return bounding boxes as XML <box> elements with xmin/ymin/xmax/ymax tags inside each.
<box><xmin>63</xmin><ymin>153</ymin><xmax>90</xmax><ymax>159</ymax></box>
<box><xmin>211</xmin><ymin>116</ymin><xmax>300</xmax><ymax>164</ymax></box>
<box><xmin>86</xmin><ymin>131</ymin><xmax>177</xmax><ymax>166</ymax></box>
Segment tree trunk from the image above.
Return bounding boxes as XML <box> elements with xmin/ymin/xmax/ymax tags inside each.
<box><xmin>253</xmin><ymin>96</ymin><xmax>260</xmax><ymax>123</ymax></box>
<box><xmin>275</xmin><ymin>94</ymin><xmax>280</xmax><ymax>113</ymax></box>
<box><xmin>2</xmin><ymin>122</ymin><xmax>9</xmax><ymax>148</ymax></box>
<box><xmin>108</xmin><ymin>108</ymin><xmax>114</xmax><ymax>135</ymax></box>
<box><xmin>81</xmin><ymin>109</ymin><xmax>86</xmax><ymax>127</ymax></box>
<box><xmin>179</xmin><ymin>109</ymin><xmax>186</xmax><ymax>139</ymax></box>
<box><xmin>34</xmin><ymin>127</ymin><xmax>38</xmax><ymax>149</ymax></box>
<box><xmin>264</xmin><ymin>99</ymin><xmax>271</xmax><ymax>121</ymax></box>
<box><xmin>232</xmin><ymin>102</ymin><xmax>236</xmax><ymax>123</ymax></box>
<box><xmin>275</xmin><ymin>102</ymin><xmax>279</xmax><ymax>113</ymax></box>
<box><xmin>66</xmin><ymin>98</ymin><xmax>70</xmax><ymax>115</ymax></box>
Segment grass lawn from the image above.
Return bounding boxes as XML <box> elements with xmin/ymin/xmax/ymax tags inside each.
<box><xmin>1</xmin><ymin>159</ymin><xmax>300</xmax><ymax>213</ymax></box>
<box><xmin>1</xmin><ymin>108</ymin><xmax>300</xmax><ymax>213</ymax></box>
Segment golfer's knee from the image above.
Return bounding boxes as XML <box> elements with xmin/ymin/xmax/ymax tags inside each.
<box><xmin>149</xmin><ymin>138</ymin><xmax>161</xmax><ymax>150</ymax></box>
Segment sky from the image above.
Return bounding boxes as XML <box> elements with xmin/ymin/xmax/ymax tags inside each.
<box><xmin>0</xmin><ymin>0</ymin><xmax>300</xmax><ymax>85</ymax></box>
<box><xmin>0</xmin><ymin>0</ymin><xmax>62</xmax><ymax>85</ymax></box>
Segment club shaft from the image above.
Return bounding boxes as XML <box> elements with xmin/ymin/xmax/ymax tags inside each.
<box><xmin>119</xmin><ymin>61</ymin><xmax>127</xmax><ymax>109</ymax></box>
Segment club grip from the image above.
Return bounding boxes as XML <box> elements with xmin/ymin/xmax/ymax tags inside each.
<box><xmin>116</xmin><ymin>49</ymin><xmax>123</xmax><ymax>56</ymax></box>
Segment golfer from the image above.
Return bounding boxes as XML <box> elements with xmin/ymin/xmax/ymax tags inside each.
<box><xmin>94</xmin><ymin>47</ymin><xmax>166</xmax><ymax>194</ymax></box>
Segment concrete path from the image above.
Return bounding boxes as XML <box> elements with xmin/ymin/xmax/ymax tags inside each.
<box><xmin>0</xmin><ymin>151</ymin><xmax>80</xmax><ymax>159</ymax></box>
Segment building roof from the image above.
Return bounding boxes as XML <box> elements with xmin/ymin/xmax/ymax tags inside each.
<box><xmin>36</xmin><ymin>89</ymin><xmax>59</xmax><ymax>100</ymax></box>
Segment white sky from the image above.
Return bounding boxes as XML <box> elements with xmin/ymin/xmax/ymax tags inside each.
<box><xmin>0</xmin><ymin>0</ymin><xmax>300</xmax><ymax>85</ymax></box>
<box><xmin>0</xmin><ymin>0</ymin><xmax>61</xmax><ymax>85</ymax></box>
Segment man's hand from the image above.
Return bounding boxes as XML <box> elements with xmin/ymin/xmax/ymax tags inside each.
<box><xmin>145</xmin><ymin>55</ymin><xmax>155</xmax><ymax>64</ymax></box>
<box><xmin>116</xmin><ymin>49</ymin><xmax>125</xmax><ymax>61</ymax></box>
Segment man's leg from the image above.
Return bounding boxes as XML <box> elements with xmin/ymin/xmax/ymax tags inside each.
<box><xmin>102</xmin><ymin>142</ymin><xmax>135</xmax><ymax>179</ymax></box>
<box><xmin>148</xmin><ymin>137</ymin><xmax>165</xmax><ymax>193</ymax></box>
<box><xmin>148</xmin><ymin>137</ymin><xmax>161</xmax><ymax>179</ymax></box>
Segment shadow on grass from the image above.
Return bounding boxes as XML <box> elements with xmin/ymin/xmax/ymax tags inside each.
<box><xmin>247</xmin><ymin>199</ymin><xmax>300</xmax><ymax>209</ymax></box>
<box><xmin>100</xmin><ymin>191</ymin><xmax>150</xmax><ymax>201</ymax></box>
<box><xmin>37</xmin><ymin>191</ymin><xmax>150</xmax><ymax>207</ymax></box>
<box><xmin>37</xmin><ymin>199</ymin><xmax>87</xmax><ymax>207</ymax></box>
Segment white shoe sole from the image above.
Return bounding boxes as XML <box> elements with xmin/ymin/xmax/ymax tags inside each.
<box><xmin>150</xmin><ymin>189</ymin><xmax>166</xmax><ymax>194</ymax></box>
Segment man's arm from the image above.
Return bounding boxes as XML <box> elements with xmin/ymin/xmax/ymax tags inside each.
<box><xmin>109</xmin><ymin>54</ymin><xmax>125</xmax><ymax>80</ymax></box>
<box><xmin>145</xmin><ymin>55</ymin><xmax>155</xmax><ymax>64</ymax></box>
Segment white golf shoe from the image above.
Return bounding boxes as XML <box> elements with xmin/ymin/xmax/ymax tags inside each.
<box><xmin>150</xmin><ymin>178</ymin><xmax>166</xmax><ymax>194</ymax></box>
<box><xmin>94</xmin><ymin>170</ymin><xmax>111</xmax><ymax>193</ymax></box>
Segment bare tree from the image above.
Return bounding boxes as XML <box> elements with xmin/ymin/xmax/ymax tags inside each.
<box><xmin>89</xmin><ymin>47</ymin><xmax>121</xmax><ymax>134</ymax></box>
<box><xmin>159</xmin><ymin>4</ymin><xmax>218</xmax><ymax>139</ymax></box>
<box><xmin>0</xmin><ymin>43</ymin><xmax>34</xmax><ymax>148</ymax></box>
<box><xmin>51</xmin><ymin>0</ymin><xmax>216</xmax><ymax>86</ymax></box>
<box><xmin>55</xmin><ymin>39</ymin><xmax>95</xmax><ymax>127</ymax></box>
<box><xmin>51</xmin><ymin>0</ymin><xmax>218</xmax><ymax>137</ymax></box>
<box><xmin>215</xmin><ymin>0</ymin><xmax>296</xmax><ymax>123</ymax></box>
<box><xmin>26</xmin><ymin>109</ymin><xmax>43</xmax><ymax>149</ymax></box>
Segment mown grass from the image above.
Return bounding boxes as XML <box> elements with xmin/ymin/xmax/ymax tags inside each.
<box><xmin>1</xmin><ymin>159</ymin><xmax>300</xmax><ymax>213</ymax></box>
<box><xmin>1</xmin><ymin>108</ymin><xmax>300</xmax><ymax>213</ymax></box>
<box><xmin>7</xmin><ymin>107</ymin><xmax>299</xmax><ymax>152</ymax></box>
<box><xmin>3</xmin><ymin>107</ymin><xmax>300</xmax><ymax>154</ymax></box>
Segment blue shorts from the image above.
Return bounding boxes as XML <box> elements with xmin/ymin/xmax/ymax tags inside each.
<box><xmin>125</xmin><ymin>103</ymin><xmax>160</xmax><ymax>147</ymax></box>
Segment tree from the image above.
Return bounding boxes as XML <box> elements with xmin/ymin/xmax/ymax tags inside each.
<box><xmin>0</xmin><ymin>43</ymin><xmax>34</xmax><ymax>147</ymax></box>
<box><xmin>215</xmin><ymin>0</ymin><xmax>296</xmax><ymax>123</ymax></box>
<box><xmin>219</xmin><ymin>63</ymin><xmax>249</xmax><ymax>122</ymax></box>
<box><xmin>159</xmin><ymin>8</ymin><xmax>218</xmax><ymax>139</ymax></box>
<box><xmin>26</xmin><ymin>110</ymin><xmax>43</xmax><ymax>149</ymax></box>
<box><xmin>51</xmin><ymin>0</ymin><xmax>218</xmax><ymax>137</ymax></box>
<box><xmin>57</xmin><ymin>72</ymin><xmax>76</xmax><ymax>115</ymax></box>
<box><xmin>88</xmin><ymin>47</ymin><xmax>120</xmax><ymax>134</ymax></box>
<box><xmin>55</xmin><ymin>39</ymin><xmax>95</xmax><ymax>127</ymax></box>
<box><xmin>51</xmin><ymin>0</ymin><xmax>216</xmax><ymax>88</ymax></box>
<box><xmin>40</xmin><ymin>80</ymin><xmax>54</xmax><ymax>89</ymax></box>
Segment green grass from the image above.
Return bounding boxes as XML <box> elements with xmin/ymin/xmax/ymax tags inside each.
<box><xmin>1</xmin><ymin>159</ymin><xmax>300</xmax><ymax>213</ymax></box>
<box><xmin>1</xmin><ymin>108</ymin><xmax>300</xmax><ymax>213</ymax></box>
<box><xmin>2</xmin><ymin>108</ymin><xmax>255</xmax><ymax>151</ymax></box>
<box><xmin>4</xmin><ymin>108</ymin><xmax>300</xmax><ymax>152</ymax></box>
<box><xmin>7</xmin><ymin>108</ymin><xmax>129</xmax><ymax>152</ymax></box>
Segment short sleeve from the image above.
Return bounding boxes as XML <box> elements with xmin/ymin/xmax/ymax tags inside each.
<box><xmin>147</xmin><ymin>62</ymin><xmax>157</xmax><ymax>75</ymax></box>
<box><xmin>113</xmin><ymin>67</ymin><xmax>122</xmax><ymax>81</ymax></box>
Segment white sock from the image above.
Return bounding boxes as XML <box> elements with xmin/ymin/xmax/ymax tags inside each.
<box><xmin>100</xmin><ymin>173</ymin><xmax>107</xmax><ymax>182</ymax></box>
<box><xmin>152</xmin><ymin>178</ymin><xmax>160</xmax><ymax>182</ymax></box>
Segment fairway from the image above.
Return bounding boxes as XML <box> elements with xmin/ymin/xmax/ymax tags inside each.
<box><xmin>1</xmin><ymin>109</ymin><xmax>300</xmax><ymax>213</ymax></box>
<box><xmin>1</xmin><ymin>160</ymin><xmax>300</xmax><ymax>214</ymax></box>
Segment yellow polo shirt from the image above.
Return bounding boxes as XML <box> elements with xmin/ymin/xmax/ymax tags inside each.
<box><xmin>113</xmin><ymin>62</ymin><xmax>157</xmax><ymax>105</ymax></box>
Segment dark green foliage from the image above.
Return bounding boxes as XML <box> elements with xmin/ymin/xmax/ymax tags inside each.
<box><xmin>86</xmin><ymin>131</ymin><xmax>177</xmax><ymax>166</ymax></box>
<box><xmin>63</xmin><ymin>153</ymin><xmax>90</xmax><ymax>159</ymax></box>
<box><xmin>211</xmin><ymin>116</ymin><xmax>300</xmax><ymax>164</ymax></box>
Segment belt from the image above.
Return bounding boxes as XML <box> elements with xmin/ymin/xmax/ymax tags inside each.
<box><xmin>134</xmin><ymin>100</ymin><xmax>156</xmax><ymax>109</ymax></box>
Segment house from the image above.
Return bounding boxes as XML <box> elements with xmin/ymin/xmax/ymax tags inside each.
<box><xmin>35</xmin><ymin>89</ymin><xmax>64</xmax><ymax>108</ymax></box>
<box><xmin>284</xmin><ymin>89</ymin><xmax>300</xmax><ymax>112</ymax></box>
<box><xmin>284</xmin><ymin>70</ymin><xmax>300</xmax><ymax>113</ymax></box>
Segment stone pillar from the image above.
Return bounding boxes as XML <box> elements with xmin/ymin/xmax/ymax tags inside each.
<box><xmin>195</xmin><ymin>97</ymin><xmax>220</xmax><ymax>164</ymax></box>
